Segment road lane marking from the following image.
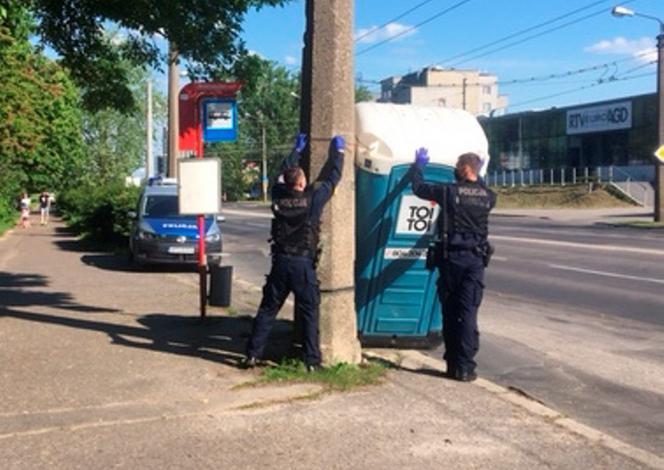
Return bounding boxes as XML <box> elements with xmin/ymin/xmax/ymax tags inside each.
<box><xmin>549</xmin><ymin>264</ymin><xmax>664</xmax><ymax>285</ymax></box>
<box><xmin>491</xmin><ymin>256</ymin><xmax>508</xmax><ymax>262</ymax></box>
<box><xmin>492</xmin><ymin>226</ymin><xmax>663</xmax><ymax>242</ymax></box>
<box><xmin>222</xmin><ymin>208</ymin><xmax>273</xmax><ymax>220</ymax></box>
<box><xmin>492</xmin><ymin>235</ymin><xmax>664</xmax><ymax>257</ymax></box>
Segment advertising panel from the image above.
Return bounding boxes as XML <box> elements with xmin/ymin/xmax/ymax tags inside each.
<box><xmin>566</xmin><ymin>101</ymin><xmax>632</xmax><ymax>135</ymax></box>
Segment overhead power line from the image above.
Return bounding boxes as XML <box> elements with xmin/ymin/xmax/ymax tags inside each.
<box><xmin>356</xmin><ymin>0</ymin><xmax>473</xmax><ymax>57</ymax></box>
<box><xmin>435</xmin><ymin>0</ymin><xmax>613</xmax><ymax>66</ymax></box>
<box><xmin>451</xmin><ymin>0</ymin><xmax>638</xmax><ymax>66</ymax></box>
<box><xmin>357</xmin><ymin>51</ymin><xmax>655</xmax><ymax>89</ymax></box>
<box><xmin>354</xmin><ymin>0</ymin><xmax>438</xmax><ymax>43</ymax></box>
<box><xmin>508</xmin><ymin>71</ymin><xmax>656</xmax><ymax>110</ymax></box>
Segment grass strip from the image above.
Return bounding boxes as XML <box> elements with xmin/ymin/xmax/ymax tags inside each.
<box><xmin>259</xmin><ymin>359</ymin><xmax>387</xmax><ymax>392</ymax></box>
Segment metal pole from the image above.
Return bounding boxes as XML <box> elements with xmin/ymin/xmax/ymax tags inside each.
<box><xmin>584</xmin><ymin>167</ymin><xmax>589</xmax><ymax>183</ymax></box>
<box><xmin>261</xmin><ymin>124</ymin><xmax>268</xmax><ymax>203</ymax></box>
<box><xmin>539</xmin><ymin>169</ymin><xmax>544</xmax><ymax>185</ymax></box>
<box><xmin>502</xmin><ymin>170</ymin><xmax>506</xmax><ymax>186</ymax></box>
<box><xmin>609</xmin><ymin>165</ymin><xmax>614</xmax><ymax>183</ymax></box>
<box><xmin>550</xmin><ymin>168</ymin><xmax>554</xmax><ymax>186</ymax></box>
<box><xmin>561</xmin><ymin>168</ymin><xmax>566</xmax><ymax>186</ymax></box>
<box><xmin>656</xmin><ymin>31</ymin><xmax>664</xmax><ymax>221</ymax></box>
<box><xmin>572</xmin><ymin>167</ymin><xmax>576</xmax><ymax>185</ymax></box>
<box><xmin>167</xmin><ymin>43</ymin><xmax>180</xmax><ymax>179</ymax></box>
<box><xmin>520</xmin><ymin>169</ymin><xmax>524</xmax><ymax>186</ymax></box>
<box><xmin>529</xmin><ymin>169</ymin><xmax>533</xmax><ymax>186</ymax></box>
<box><xmin>511</xmin><ymin>171</ymin><xmax>515</xmax><ymax>188</ymax></box>
<box><xmin>597</xmin><ymin>167</ymin><xmax>602</xmax><ymax>183</ymax></box>
<box><xmin>146</xmin><ymin>80</ymin><xmax>153</xmax><ymax>179</ymax></box>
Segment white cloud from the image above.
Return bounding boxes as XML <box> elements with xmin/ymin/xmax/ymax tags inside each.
<box><xmin>355</xmin><ymin>22</ymin><xmax>416</xmax><ymax>44</ymax></box>
<box><xmin>285</xmin><ymin>55</ymin><xmax>298</xmax><ymax>66</ymax></box>
<box><xmin>585</xmin><ymin>36</ymin><xmax>656</xmax><ymax>62</ymax></box>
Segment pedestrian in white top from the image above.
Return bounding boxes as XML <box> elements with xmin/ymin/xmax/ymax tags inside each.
<box><xmin>19</xmin><ymin>193</ymin><xmax>31</xmax><ymax>229</ymax></box>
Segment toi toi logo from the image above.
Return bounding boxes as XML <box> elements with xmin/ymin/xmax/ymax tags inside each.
<box><xmin>406</xmin><ymin>205</ymin><xmax>436</xmax><ymax>232</ymax></box>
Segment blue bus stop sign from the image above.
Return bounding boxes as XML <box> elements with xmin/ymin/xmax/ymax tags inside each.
<box><xmin>202</xmin><ymin>98</ymin><xmax>238</xmax><ymax>143</ymax></box>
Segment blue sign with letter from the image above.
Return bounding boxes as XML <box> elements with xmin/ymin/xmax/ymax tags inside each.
<box><xmin>202</xmin><ymin>98</ymin><xmax>238</xmax><ymax>143</ymax></box>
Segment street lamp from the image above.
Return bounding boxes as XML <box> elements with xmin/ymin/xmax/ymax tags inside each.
<box><xmin>612</xmin><ymin>5</ymin><xmax>664</xmax><ymax>221</ymax></box>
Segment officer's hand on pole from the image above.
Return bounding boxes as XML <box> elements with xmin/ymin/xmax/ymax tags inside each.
<box><xmin>294</xmin><ymin>133</ymin><xmax>308</xmax><ymax>153</ymax></box>
<box><xmin>415</xmin><ymin>147</ymin><xmax>430</xmax><ymax>167</ymax></box>
<box><xmin>332</xmin><ymin>135</ymin><xmax>346</xmax><ymax>154</ymax></box>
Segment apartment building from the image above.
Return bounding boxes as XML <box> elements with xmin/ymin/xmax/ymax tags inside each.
<box><xmin>379</xmin><ymin>67</ymin><xmax>509</xmax><ymax>116</ymax></box>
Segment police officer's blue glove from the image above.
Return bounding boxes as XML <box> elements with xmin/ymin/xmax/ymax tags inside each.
<box><xmin>294</xmin><ymin>133</ymin><xmax>308</xmax><ymax>153</ymax></box>
<box><xmin>415</xmin><ymin>147</ymin><xmax>430</xmax><ymax>167</ymax></box>
<box><xmin>332</xmin><ymin>135</ymin><xmax>346</xmax><ymax>153</ymax></box>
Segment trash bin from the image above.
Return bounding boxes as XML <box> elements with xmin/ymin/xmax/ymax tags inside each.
<box><xmin>354</xmin><ymin>103</ymin><xmax>489</xmax><ymax>348</ymax></box>
<box><xmin>209</xmin><ymin>265</ymin><xmax>233</xmax><ymax>307</ymax></box>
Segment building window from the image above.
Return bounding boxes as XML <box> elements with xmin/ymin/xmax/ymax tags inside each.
<box><xmin>482</xmin><ymin>85</ymin><xmax>492</xmax><ymax>95</ymax></box>
<box><xmin>482</xmin><ymin>102</ymin><xmax>492</xmax><ymax>113</ymax></box>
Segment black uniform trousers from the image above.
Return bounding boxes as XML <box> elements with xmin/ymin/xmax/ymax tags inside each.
<box><xmin>247</xmin><ymin>254</ymin><xmax>322</xmax><ymax>366</ymax></box>
<box><xmin>437</xmin><ymin>250</ymin><xmax>485</xmax><ymax>374</ymax></box>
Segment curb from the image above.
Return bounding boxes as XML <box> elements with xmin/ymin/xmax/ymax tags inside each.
<box><xmin>365</xmin><ymin>349</ymin><xmax>664</xmax><ymax>470</ymax></box>
<box><xmin>231</xmin><ymin>276</ymin><xmax>663</xmax><ymax>469</ymax></box>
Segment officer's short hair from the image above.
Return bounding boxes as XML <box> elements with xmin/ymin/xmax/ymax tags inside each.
<box><xmin>457</xmin><ymin>153</ymin><xmax>483</xmax><ymax>174</ymax></box>
<box><xmin>283</xmin><ymin>167</ymin><xmax>305</xmax><ymax>189</ymax></box>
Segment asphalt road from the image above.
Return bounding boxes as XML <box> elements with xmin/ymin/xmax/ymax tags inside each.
<box><xmin>219</xmin><ymin>202</ymin><xmax>664</xmax><ymax>456</ymax></box>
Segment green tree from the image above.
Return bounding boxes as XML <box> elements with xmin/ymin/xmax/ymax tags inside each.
<box><xmin>29</xmin><ymin>0</ymin><xmax>292</xmax><ymax>112</ymax></box>
<box><xmin>209</xmin><ymin>55</ymin><xmax>300</xmax><ymax>200</ymax></box>
<box><xmin>355</xmin><ymin>84</ymin><xmax>375</xmax><ymax>103</ymax></box>
<box><xmin>81</xmin><ymin>63</ymin><xmax>167</xmax><ymax>186</ymax></box>
<box><xmin>0</xmin><ymin>1</ymin><xmax>85</xmax><ymax>227</ymax></box>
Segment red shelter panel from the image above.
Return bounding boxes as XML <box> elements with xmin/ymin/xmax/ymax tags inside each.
<box><xmin>179</xmin><ymin>82</ymin><xmax>242</xmax><ymax>157</ymax></box>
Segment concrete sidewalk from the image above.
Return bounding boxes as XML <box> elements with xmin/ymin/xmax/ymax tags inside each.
<box><xmin>0</xmin><ymin>221</ymin><xmax>660</xmax><ymax>469</ymax></box>
<box><xmin>492</xmin><ymin>207</ymin><xmax>653</xmax><ymax>224</ymax></box>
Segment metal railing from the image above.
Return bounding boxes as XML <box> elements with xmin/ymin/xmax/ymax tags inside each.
<box><xmin>486</xmin><ymin>165</ymin><xmax>655</xmax><ymax>206</ymax></box>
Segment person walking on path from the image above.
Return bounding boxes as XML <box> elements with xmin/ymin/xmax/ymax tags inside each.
<box><xmin>18</xmin><ymin>192</ymin><xmax>31</xmax><ymax>229</ymax></box>
<box><xmin>39</xmin><ymin>191</ymin><xmax>51</xmax><ymax>225</ymax></box>
<box><xmin>242</xmin><ymin>133</ymin><xmax>346</xmax><ymax>372</ymax></box>
<box><xmin>411</xmin><ymin>149</ymin><xmax>496</xmax><ymax>382</ymax></box>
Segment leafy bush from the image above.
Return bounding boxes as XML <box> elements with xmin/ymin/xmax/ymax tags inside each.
<box><xmin>58</xmin><ymin>182</ymin><xmax>140</xmax><ymax>247</ymax></box>
<box><xmin>0</xmin><ymin>197</ymin><xmax>17</xmax><ymax>235</ymax></box>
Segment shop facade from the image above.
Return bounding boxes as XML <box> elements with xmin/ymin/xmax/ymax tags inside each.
<box><xmin>480</xmin><ymin>93</ymin><xmax>658</xmax><ymax>174</ymax></box>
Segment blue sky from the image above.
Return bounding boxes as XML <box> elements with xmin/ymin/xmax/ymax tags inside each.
<box><xmin>233</xmin><ymin>0</ymin><xmax>664</xmax><ymax>113</ymax></box>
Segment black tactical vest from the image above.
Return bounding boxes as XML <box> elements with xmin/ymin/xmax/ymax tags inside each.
<box><xmin>446</xmin><ymin>182</ymin><xmax>494</xmax><ymax>237</ymax></box>
<box><xmin>271</xmin><ymin>189</ymin><xmax>319</xmax><ymax>257</ymax></box>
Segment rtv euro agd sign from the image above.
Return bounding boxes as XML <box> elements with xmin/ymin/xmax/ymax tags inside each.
<box><xmin>566</xmin><ymin>101</ymin><xmax>632</xmax><ymax>135</ymax></box>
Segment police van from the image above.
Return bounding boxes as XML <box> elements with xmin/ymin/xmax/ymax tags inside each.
<box><xmin>128</xmin><ymin>177</ymin><xmax>223</xmax><ymax>266</ymax></box>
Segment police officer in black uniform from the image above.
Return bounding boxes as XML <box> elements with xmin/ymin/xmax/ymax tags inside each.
<box><xmin>243</xmin><ymin>133</ymin><xmax>346</xmax><ymax>372</ymax></box>
<box><xmin>411</xmin><ymin>148</ymin><xmax>496</xmax><ymax>382</ymax></box>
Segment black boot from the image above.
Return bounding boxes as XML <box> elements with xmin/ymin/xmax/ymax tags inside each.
<box><xmin>240</xmin><ymin>356</ymin><xmax>257</xmax><ymax>369</ymax></box>
<box><xmin>454</xmin><ymin>369</ymin><xmax>477</xmax><ymax>382</ymax></box>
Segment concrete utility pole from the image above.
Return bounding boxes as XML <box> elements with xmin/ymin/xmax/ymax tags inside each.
<box><xmin>300</xmin><ymin>0</ymin><xmax>361</xmax><ymax>364</ymax></box>
<box><xmin>612</xmin><ymin>6</ymin><xmax>664</xmax><ymax>221</ymax></box>
<box><xmin>656</xmin><ymin>29</ymin><xmax>664</xmax><ymax>221</ymax></box>
<box><xmin>261</xmin><ymin>123</ymin><xmax>268</xmax><ymax>204</ymax></box>
<box><xmin>167</xmin><ymin>43</ymin><xmax>180</xmax><ymax>178</ymax></box>
<box><xmin>146</xmin><ymin>80</ymin><xmax>153</xmax><ymax>179</ymax></box>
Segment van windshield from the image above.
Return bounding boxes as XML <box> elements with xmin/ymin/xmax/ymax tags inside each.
<box><xmin>143</xmin><ymin>195</ymin><xmax>180</xmax><ymax>218</ymax></box>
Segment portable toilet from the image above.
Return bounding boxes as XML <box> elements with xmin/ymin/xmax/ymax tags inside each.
<box><xmin>355</xmin><ymin>102</ymin><xmax>489</xmax><ymax>347</ymax></box>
